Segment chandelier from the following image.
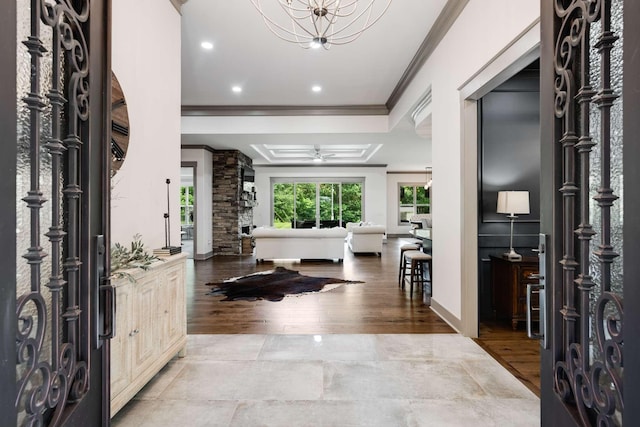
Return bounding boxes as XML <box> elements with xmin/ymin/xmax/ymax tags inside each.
<box><xmin>249</xmin><ymin>0</ymin><xmax>392</xmax><ymax>50</ymax></box>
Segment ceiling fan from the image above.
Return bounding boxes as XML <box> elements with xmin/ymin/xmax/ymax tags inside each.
<box><xmin>308</xmin><ymin>147</ymin><xmax>335</xmax><ymax>163</ymax></box>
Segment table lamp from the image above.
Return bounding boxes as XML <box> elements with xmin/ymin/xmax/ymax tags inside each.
<box><xmin>497</xmin><ymin>191</ymin><xmax>530</xmax><ymax>261</ymax></box>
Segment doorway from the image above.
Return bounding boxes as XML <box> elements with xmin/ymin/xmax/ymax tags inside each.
<box><xmin>180</xmin><ymin>164</ymin><xmax>197</xmax><ymax>259</ymax></box>
<box><xmin>475</xmin><ymin>61</ymin><xmax>542</xmax><ymax>394</ymax></box>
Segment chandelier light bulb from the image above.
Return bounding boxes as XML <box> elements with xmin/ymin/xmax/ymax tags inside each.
<box><xmin>310</xmin><ymin>36</ymin><xmax>327</xmax><ymax>49</ymax></box>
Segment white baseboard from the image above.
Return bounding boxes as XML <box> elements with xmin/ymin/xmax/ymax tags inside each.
<box><xmin>429</xmin><ymin>298</ymin><xmax>463</xmax><ymax>334</ymax></box>
<box><xmin>194</xmin><ymin>251</ymin><xmax>213</xmax><ymax>260</ymax></box>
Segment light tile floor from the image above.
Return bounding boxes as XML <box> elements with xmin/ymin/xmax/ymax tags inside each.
<box><xmin>112</xmin><ymin>334</ymin><xmax>540</xmax><ymax>427</ymax></box>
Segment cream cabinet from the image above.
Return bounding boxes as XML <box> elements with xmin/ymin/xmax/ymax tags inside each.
<box><xmin>110</xmin><ymin>253</ymin><xmax>187</xmax><ymax>416</ymax></box>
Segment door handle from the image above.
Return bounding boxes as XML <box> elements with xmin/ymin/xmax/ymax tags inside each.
<box><xmin>526</xmin><ymin>283</ymin><xmax>544</xmax><ymax>340</ymax></box>
<box><xmin>96</xmin><ymin>235</ymin><xmax>116</xmax><ymax>345</ymax></box>
<box><xmin>100</xmin><ymin>277</ymin><xmax>116</xmax><ymax>340</ymax></box>
<box><xmin>527</xmin><ymin>233</ymin><xmax>547</xmax><ymax>348</ymax></box>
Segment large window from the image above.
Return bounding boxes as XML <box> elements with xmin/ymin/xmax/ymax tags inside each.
<box><xmin>398</xmin><ymin>183</ymin><xmax>430</xmax><ymax>224</ymax></box>
<box><xmin>271</xmin><ymin>179</ymin><xmax>363</xmax><ymax>228</ymax></box>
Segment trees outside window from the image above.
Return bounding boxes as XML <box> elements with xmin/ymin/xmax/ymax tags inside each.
<box><xmin>180</xmin><ymin>186</ymin><xmax>194</xmax><ymax>225</ymax></box>
<box><xmin>272</xmin><ymin>179</ymin><xmax>363</xmax><ymax>228</ymax></box>
<box><xmin>294</xmin><ymin>183</ymin><xmax>317</xmax><ymax>226</ymax></box>
<box><xmin>341</xmin><ymin>183</ymin><xmax>362</xmax><ymax>224</ymax></box>
<box><xmin>320</xmin><ymin>183</ymin><xmax>340</xmax><ymax>223</ymax></box>
<box><xmin>273</xmin><ymin>183</ymin><xmax>294</xmax><ymax>228</ymax></box>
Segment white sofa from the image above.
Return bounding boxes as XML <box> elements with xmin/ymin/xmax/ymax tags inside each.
<box><xmin>346</xmin><ymin>223</ymin><xmax>386</xmax><ymax>255</ymax></box>
<box><xmin>252</xmin><ymin>227</ymin><xmax>348</xmax><ymax>262</ymax></box>
<box><xmin>409</xmin><ymin>214</ymin><xmax>432</xmax><ymax>229</ymax></box>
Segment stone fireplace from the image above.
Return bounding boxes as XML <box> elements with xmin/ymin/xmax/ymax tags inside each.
<box><xmin>211</xmin><ymin>150</ymin><xmax>254</xmax><ymax>255</ymax></box>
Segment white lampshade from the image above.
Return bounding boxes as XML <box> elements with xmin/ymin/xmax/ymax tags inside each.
<box><xmin>497</xmin><ymin>191</ymin><xmax>530</xmax><ymax>215</ymax></box>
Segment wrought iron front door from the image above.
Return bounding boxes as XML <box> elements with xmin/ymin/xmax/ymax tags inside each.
<box><xmin>1</xmin><ymin>0</ymin><xmax>112</xmax><ymax>426</ymax></box>
<box><xmin>539</xmin><ymin>0</ymin><xmax>639</xmax><ymax>425</ymax></box>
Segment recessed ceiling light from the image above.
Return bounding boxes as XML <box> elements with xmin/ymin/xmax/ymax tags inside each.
<box><xmin>200</xmin><ymin>41</ymin><xmax>213</xmax><ymax>50</ymax></box>
<box><xmin>312</xmin><ymin>85</ymin><xmax>322</xmax><ymax>93</ymax></box>
<box><xmin>232</xmin><ymin>86</ymin><xmax>242</xmax><ymax>93</ymax></box>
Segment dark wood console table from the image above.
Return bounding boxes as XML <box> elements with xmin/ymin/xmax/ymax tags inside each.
<box><xmin>490</xmin><ymin>255</ymin><xmax>539</xmax><ymax>330</ymax></box>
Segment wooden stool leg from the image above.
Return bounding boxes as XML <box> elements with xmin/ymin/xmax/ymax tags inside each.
<box><xmin>409</xmin><ymin>259</ymin><xmax>416</xmax><ymax>295</ymax></box>
<box><xmin>418</xmin><ymin>260</ymin><xmax>424</xmax><ymax>290</ymax></box>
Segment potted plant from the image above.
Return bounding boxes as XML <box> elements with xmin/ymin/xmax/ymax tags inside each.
<box><xmin>111</xmin><ymin>234</ymin><xmax>160</xmax><ymax>281</ymax></box>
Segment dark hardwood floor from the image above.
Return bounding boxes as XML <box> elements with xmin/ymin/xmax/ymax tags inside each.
<box><xmin>187</xmin><ymin>237</ymin><xmax>453</xmax><ymax>334</ymax></box>
<box><xmin>475</xmin><ymin>320</ymin><xmax>541</xmax><ymax>396</ymax></box>
<box><xmin>185</xmin><ymin>237</ymin><xmax>540</xmax><ymax>394</ymax></box>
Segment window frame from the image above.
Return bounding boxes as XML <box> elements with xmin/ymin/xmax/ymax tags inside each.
<box><xmin>398</xmin><ymin>182</ymin><xmax>430</xmax><ymax>225</ymax></box>
<box><xmin>270</xmin><ymin>177</ymin><xmax>365</xmax><ymax>228</ymax></box>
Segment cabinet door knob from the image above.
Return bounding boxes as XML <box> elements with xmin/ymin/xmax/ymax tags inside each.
<box><xmin>129</xmin><ymin>329</ymin><xmax>139</xmax><ymax>336</ymax></box>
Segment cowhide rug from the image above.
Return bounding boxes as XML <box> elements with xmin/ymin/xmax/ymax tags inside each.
<box><xmin>205</xmin><ymin>266</ymin><xmax>362</xmax><ymax>302</ymax></box>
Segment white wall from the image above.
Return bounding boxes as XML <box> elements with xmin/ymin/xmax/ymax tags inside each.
<box><xmin>111</xmin><ymin>0</ymin><xmax>181</xmax><ymax>250</ymax></box>
<box><xmin>389</xmin><ymin>0</ymin><xmax>540</xmax><ymax>321</ymax></box>
<box><xmin>386</xmin><ymin>173</ymin><xmax>431</xmax><ymax>235</ymax></box>
<box><xmin>181</xmin><ymin>148</ymin><xmax>213</xmax><ymax>258</ymax></box>
<box><xmin>253</xmin><ymin>166</ymin><xmax>387</xmax><ymax>228</ymax></box>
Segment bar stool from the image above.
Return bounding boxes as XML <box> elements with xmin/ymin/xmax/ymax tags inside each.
<box><xmin>404</xmin><ymin>238</ymin><xmax>423</xmax><ymax>246</ymax></box>
<box><xmin>401</xmin><ymin>250</ymin><xmax>432</xmax><ymax>296</ymax></box>
<box><xmin>398</xmin><ymin>243</ymin><xmax>421</xmax><ymax>286</ymax></box>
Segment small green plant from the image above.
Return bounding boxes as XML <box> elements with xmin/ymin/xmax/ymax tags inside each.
<box><xmin>111</xmin><ymin>234</ymin><xmax>160</xmax><ymax>281</ymax></box>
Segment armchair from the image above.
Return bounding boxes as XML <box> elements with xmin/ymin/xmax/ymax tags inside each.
<box><xmin>346</xmin><ymin>222</ymin><xmax>386</xmax><ymax>255</ymax></box>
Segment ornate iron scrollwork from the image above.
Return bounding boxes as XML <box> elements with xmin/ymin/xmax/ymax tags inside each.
<box><xmin>555</xmin><ymin>292</ymin><xmax>624</xmax><ymax>425</ymax></box>
<box><xmin>16</xmin><ymin>1</ymin><xmax>90</xmax><ymax>425</ymax></box>
<box><xmin>553</xmin><ymin>0</ymin><xmax>624</xmax><ymax>425</ymax></box>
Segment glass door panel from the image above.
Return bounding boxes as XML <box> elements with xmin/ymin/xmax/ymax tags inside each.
<box><xmin>319</xmin><ymin>183</ymin><xmax>340</xmax><ymax>227</ymax></box>
<box><xmin>273</xmin><ymin>183</ymin><xmax>294</xmax><ymax>228</ymax></box>
<box><xmin>294</xmin><ymin>183</ymin><xmax>317</xmax><ymax>228</ymax></box>
<box><xmin>416</xmin><ymin>186</ymin><xmax>430</xmax><ymax>214</ymax></box>
<box><xmin>341</xmin><ymin>183</ymin><xmax>362</xmax><ymax>224</ymax></box>
<box><xmin>399</xmin><ymin>185</ymin><xmax>415</xmax><ymax>223</ymax></box>
<box><xmin>539</xmin><ymin>0</ymin><xmax>629</xmax><ymax>424</ymax></box>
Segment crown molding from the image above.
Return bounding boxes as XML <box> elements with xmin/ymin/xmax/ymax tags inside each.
<box><xmin>181</xmin><ymin>144</ymin><xmax>216</xmax><ymax>154</ymax></box>
<box><xmin>387</xmin><ymin>169</ymin><xmax>432</xmax><ymax>174</ymax></box>
<box><xmin>254</xmin><ymin>163</ymin><xmax>388</xmax><ymax>168</ymax></box>
<box><xmin>181</xmin><ymin>104</ymin><xmax>389</xmax><ymax>117</ymax></box>
<box><xmin>410</xmin><ymin>88</ymin><xmax>433</xmax><ymax>126</ymax></box>
<box><xmin>385</xmin><ymin>0</ymin><xmax>469</xmax><ymax>111</ymax></box>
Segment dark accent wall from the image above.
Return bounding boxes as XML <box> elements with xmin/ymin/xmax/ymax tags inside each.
<box><xmin>478</xmin><ymin>65</ymin><xmax>541</xmax><ymax>319</ymax></box>
<box><xmin>212</xmin><ymin>150</ymin><xmax>253</xmax><ymax>255</ymax></box>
